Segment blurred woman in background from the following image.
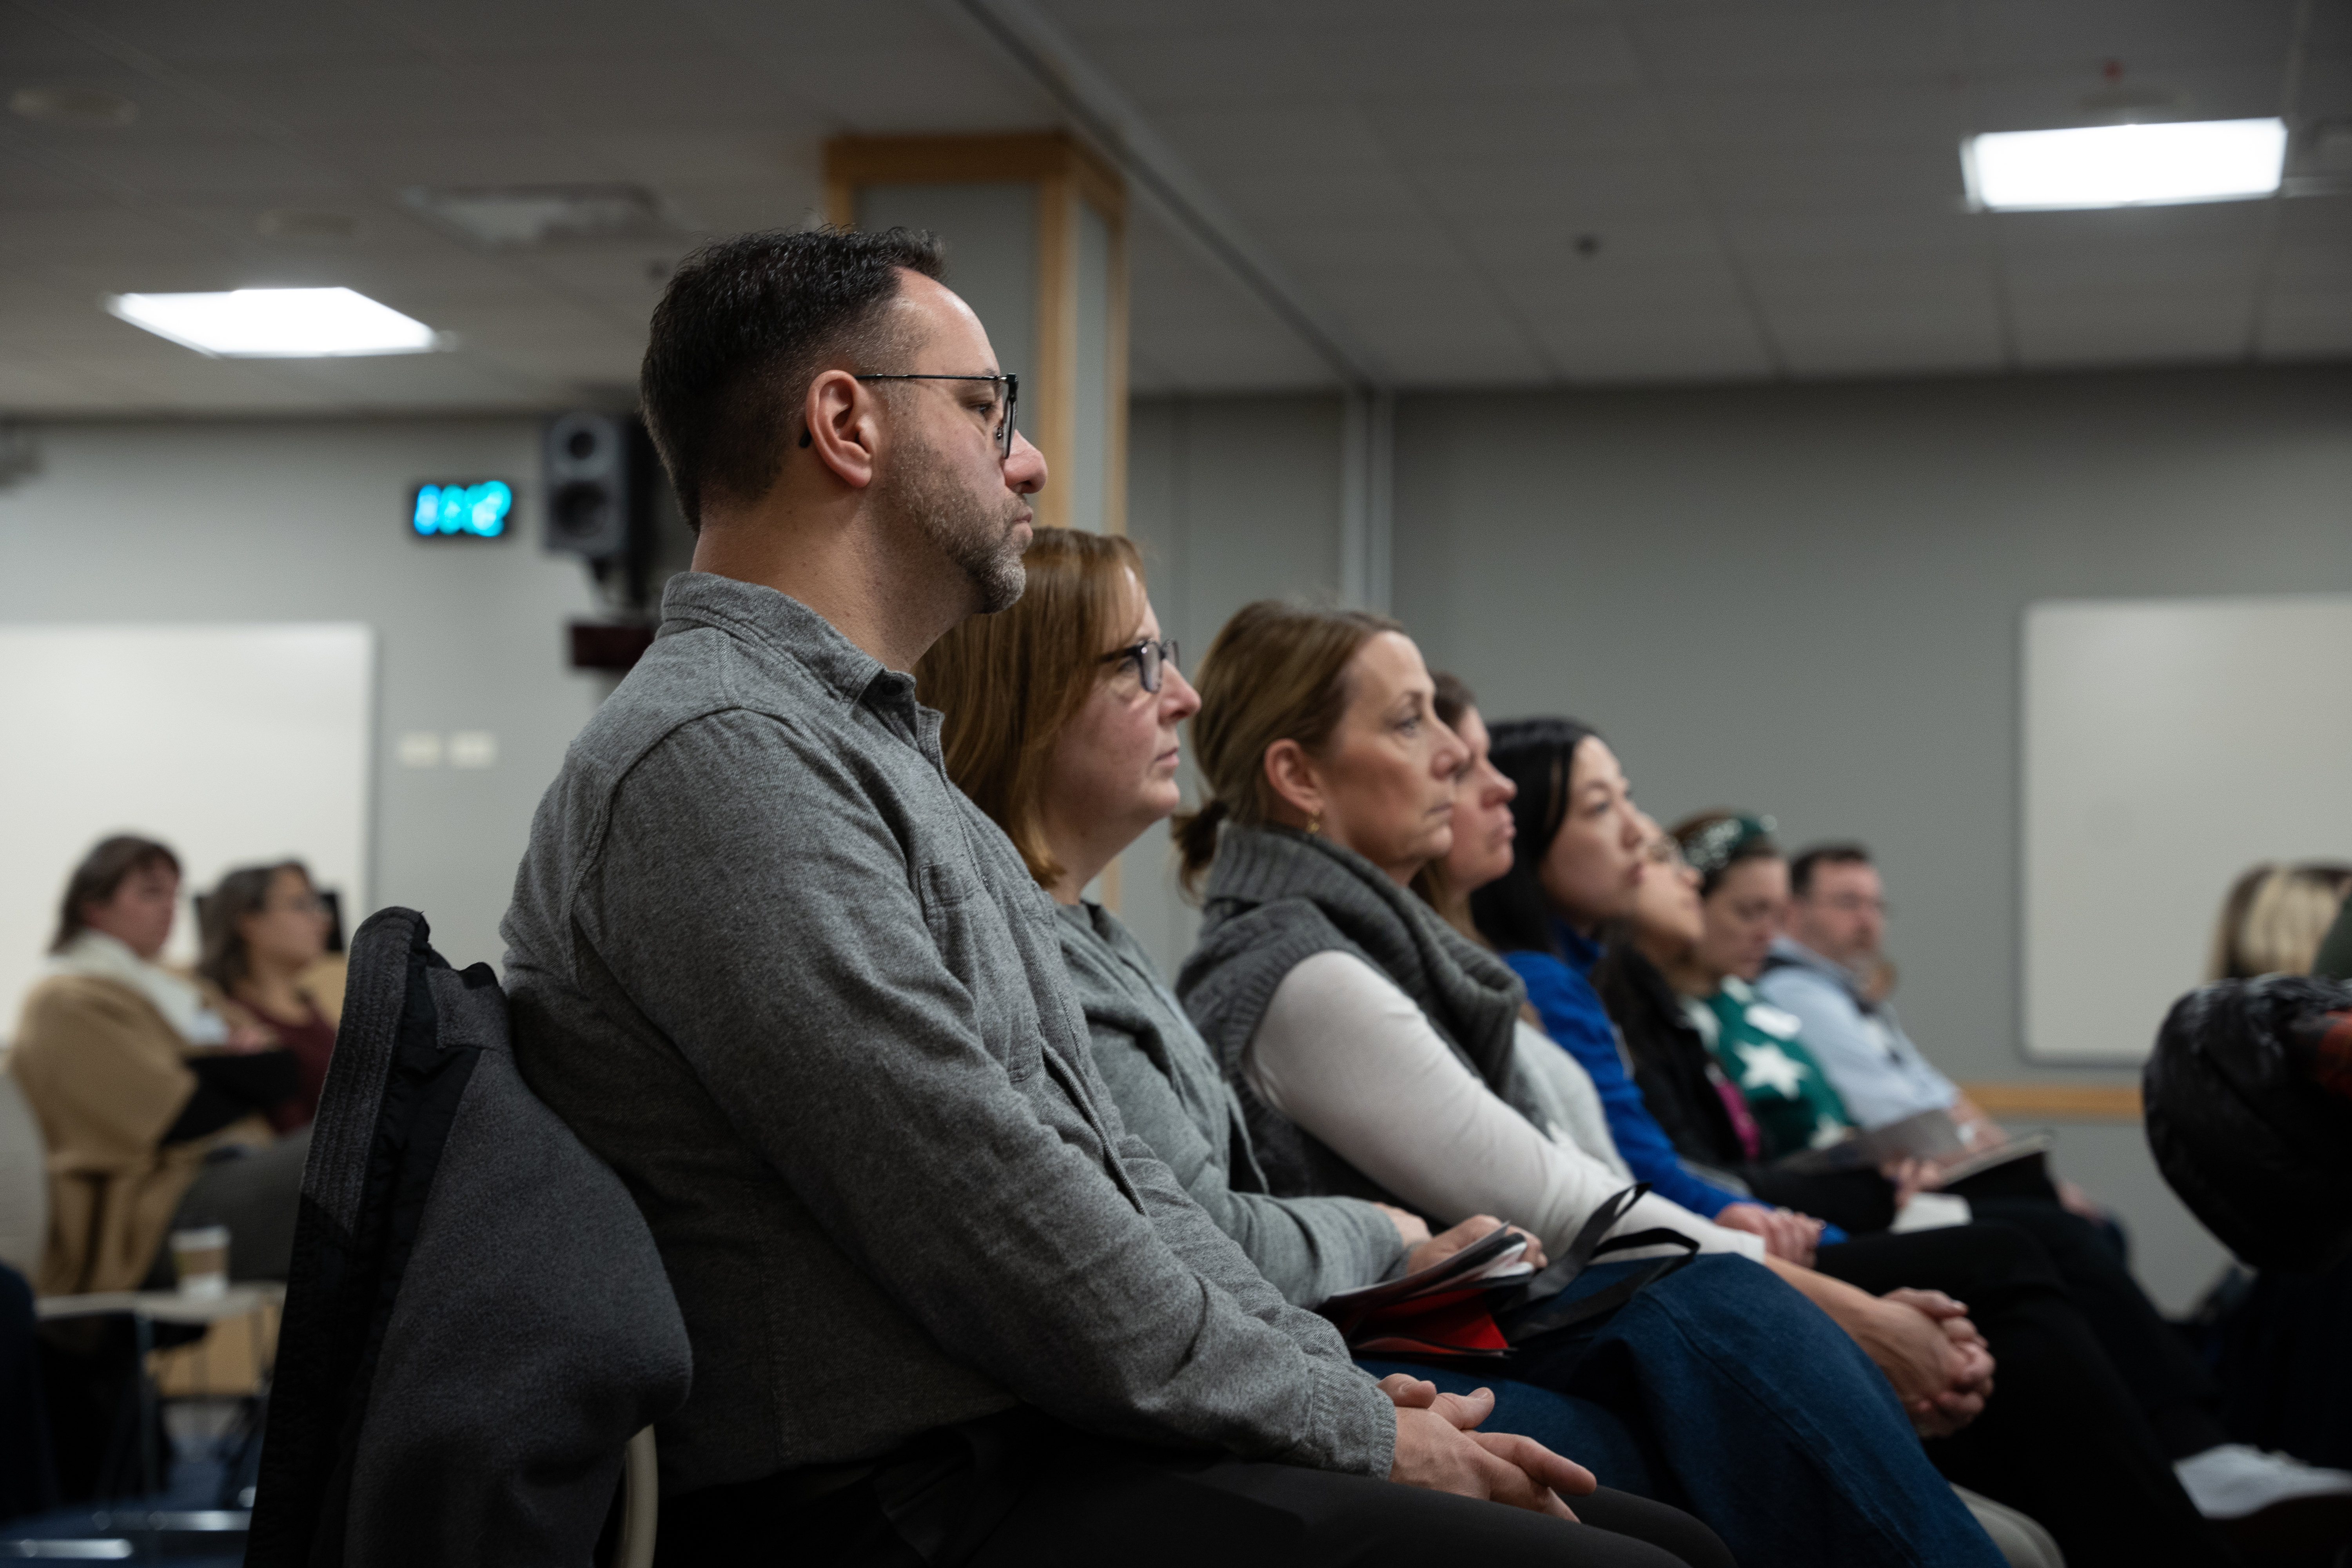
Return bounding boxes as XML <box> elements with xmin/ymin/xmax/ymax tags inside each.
<box><xmin>2208</xmin><ymin>861</ymin><xmax>2352</xmax><ymax>981</ymax></box>
<box><xmin>8</xmin><ymin>836</ymin><xmax>298</xmax><ymax>1298</ymax></box>
<box><xmin>9</xmin><ymin>836</ymin><xmax>312</xmax><ymax>1499</ymax></box>
<box><xmin>199</xmin><ymin>860</ymin><xmax>339</xmax><ymax>1130</ymax></box>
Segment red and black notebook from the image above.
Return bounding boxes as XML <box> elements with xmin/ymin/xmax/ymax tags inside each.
<box><xmin>1316</xmin><ymin>1226</ymin><xmax>1534</xmax><ymax>1359</ymax></box>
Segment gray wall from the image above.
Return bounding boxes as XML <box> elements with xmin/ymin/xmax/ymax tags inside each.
<box><xmin>0</xmin><ymin>417</ymin><xmax>617</xmax><ymax>972</ymax></box>
<box><xmin>1120</xmin><ymin>393</ymin><xmax>1347</xmax><ymax>976</ymax></box>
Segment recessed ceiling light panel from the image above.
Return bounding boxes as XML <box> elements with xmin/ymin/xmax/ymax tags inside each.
<box><xmin>104</xmin><ymin>287</ymin><xmax>439</xmax><ymax>357</ymax></box>
<box><xmin>1963</xmin><ymin>118</ymin><xmax>2287</xmax><ymax>211</ymax></box>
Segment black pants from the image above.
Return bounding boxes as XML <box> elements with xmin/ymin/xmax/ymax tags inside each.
<box><xmin>0</xmin><ymin>1264</ymin><xmax>59</xmax><ymax>1523</ymax></box>
<box><xmin>661</xmin><ymin>1416</ymin><xmax>1732</xmax><ymax>1568</ymax></box>
<box><xmin>149</xmin><ymin>1126</ymin><xmax>312</xmax><ymax>1286</ymax></box>
<box><xmin>1817</xmin><ymin>1225</ymin><xmax>2238</xmax><ymax>1568</ymax></box>
<box><xmin>1965</xmin><ymin>1196</ymin><xmax>2229</xmax><ymax>1459</ymax></box>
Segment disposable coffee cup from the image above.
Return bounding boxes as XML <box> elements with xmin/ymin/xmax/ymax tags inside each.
<box><xmin>171</xmin><ymin>1225</ymin><xmax>230</xmax><ymax>1299</ymax></box>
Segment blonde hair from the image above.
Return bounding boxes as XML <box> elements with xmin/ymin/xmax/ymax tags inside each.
<box><xmin>2209</xmin><ymin>861</ymin><xmax>2352</xmax><ymax>980</ymax></box>
<box><xmin>915</xmin><ymin>528</ymin><xmax>1145</xmax><ymax>889</ymax></box>
<box><xmin>1174</xmin><ymin>599</ymin><xmax>1400</xmax><ymax>895</ymax></box>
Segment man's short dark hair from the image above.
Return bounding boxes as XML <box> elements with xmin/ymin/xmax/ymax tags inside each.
<box><xmin>639</xmin><ymin>226</ymin><xmax>947</xmax><ymax>530</ymax></box>
<box><xmin>1790</xmin><ymin>842</ymin><xmax>1873</xmax><ymax>900</ymax></box>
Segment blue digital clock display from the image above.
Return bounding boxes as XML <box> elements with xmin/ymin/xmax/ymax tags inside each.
<box><xmin>412</xmin><ymin>480</ymin><xmax>514</xmax><ymax>539</ymax></box>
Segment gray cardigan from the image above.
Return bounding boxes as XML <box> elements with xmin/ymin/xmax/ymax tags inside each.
<box><xmin>1054</xmin><ymin>901</ymin><xmax>1406</xmax><ymax>1309</ymax></box>
<box><xmin>500</xmin><ymin>573</ymin><xmax>1391</xmax><ymax>1494</ymax></box>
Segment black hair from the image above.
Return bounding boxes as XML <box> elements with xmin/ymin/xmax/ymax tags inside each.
<box><xmin>1671</xmin><ymin>811</ymin><xmax>1782</xmax><ymax>899</ymax></box>
<box><xmin>638</xmin><ymin>226</ymin><xmax>947</xmax><ymax>530</ymax></box>
<box><xmin>1467</xmin><ymin>717</ymin><xmax>1597</xmax><ymax>956</ymax></box>
<box><xmin>1789</xmin><ymin>842</ymin><xmax>1873</xmax><ymax>899</ymax></box>
<box><xmin>52</xmin><ymin>834</ymin><xmax>180</xmax><ymax>952</ymax></box>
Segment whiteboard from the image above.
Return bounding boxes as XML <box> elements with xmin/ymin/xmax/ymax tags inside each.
<box><xmin>0</xmin><ymin>624</ymin><xmax>373</xmax><ymax>1035</ymax></box>
<box><xmin>2022</xmin><ymin>595</ymin><xmax>2352</xmax><ymax>1062</ymax></box>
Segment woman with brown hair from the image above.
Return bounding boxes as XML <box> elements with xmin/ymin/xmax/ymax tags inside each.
<box><xmin>918</xmin><ymin>533</ymin><xmax>1736</xmax><ymax>1568</ymax></box>
<box><xmin>198</xmin><ymin>861</ymin><xmax>339</xmax><ymax>1130</ymax></box>
<box><xmin>8</xmin><ymin>837</ymin><xmax>304</xmax><ymax>1297</ymax></box>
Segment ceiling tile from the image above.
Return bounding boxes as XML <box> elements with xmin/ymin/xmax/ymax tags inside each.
<box><xmin>1630</xmin><ymin>4</ymin><xmax>1962</xmax><ymax>85</ymax></box>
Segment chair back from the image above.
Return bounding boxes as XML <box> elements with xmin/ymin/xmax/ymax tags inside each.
<box><xmin>0</xmin><ymin>1071</ymin><xmax>45</xmax><ymax>1282</ymax></box>
<box><xmin>247</xmin><ymin>907</ymin><xmax>691</xmax><ymax>1568</ymax></box>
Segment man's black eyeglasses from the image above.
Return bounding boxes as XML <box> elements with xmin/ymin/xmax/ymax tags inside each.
<box><xmin>1100</xmin><ymin>637</ymin><xmax>1179</xmax><ymax>694</ymax></box>
<box><xmin>854</xmin><ymin>372</ymin><xmax>1019</xmax><ymax>458</ymax></box>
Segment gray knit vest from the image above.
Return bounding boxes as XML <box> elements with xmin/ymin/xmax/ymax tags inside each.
<box><xmin>1176</xmin><ymin>823</ymin><xmax>1544</xmax><ymax>1207</ymax></box>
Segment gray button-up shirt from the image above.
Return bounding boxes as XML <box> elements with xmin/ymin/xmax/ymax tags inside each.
<box><xmin>501</xmin><ymin>572</ymin><xmax>1390</xmax><ymax>1495</ymax></box>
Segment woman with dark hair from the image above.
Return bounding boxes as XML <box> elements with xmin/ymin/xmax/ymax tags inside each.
<box><xmin>1474</xmin><ymin>725</ymin><xmax>2261</xmax><ymax>1564</ymax></box>
<box><xmin>199</xmin><ymin>861</ymin><xmax>338</xmax><ymax>1130</ymax></box>
<box><xmin>8</xmin><ymin>836</ymin><xmax>309</xmax><ymax>1298</ymax></box>
<box><xmin>1170</xmin><ymin>603</ymin><xmax>2009</xmax><ymax>1568</ymax></box>
<box><xmin>917</xmin><ymin>533</ymin><xmax>1733</xmax><ymax>1568</ymax></box>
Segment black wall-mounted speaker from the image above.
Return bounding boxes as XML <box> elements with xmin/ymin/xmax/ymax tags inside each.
<box><xmin>543</xmin><ymin>411</ymin><xmax>653</xmax><ymax>563</ymax></box>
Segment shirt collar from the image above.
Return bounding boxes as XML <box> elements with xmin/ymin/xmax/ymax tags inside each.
<box><xmin>659</xmin><ymin>570</ymin><xmax>936</xmax><ymax>751</ymax></box>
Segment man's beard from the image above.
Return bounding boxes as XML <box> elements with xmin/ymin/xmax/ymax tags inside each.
<box><xmin>873</xmin><ymin>428</ymin><xmax>1027</xmax><ymax>615</ymax></box>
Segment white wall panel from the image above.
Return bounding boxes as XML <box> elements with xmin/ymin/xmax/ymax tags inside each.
<box><xmin>0</xmin><ymin>624</ymin><xmax>373</xmax><ymax>1024</ymax></box>
<box><xmin>2023</xmin><ymin>595</ymin><xmax>2352</xmax><ymax>1062</ymax></box>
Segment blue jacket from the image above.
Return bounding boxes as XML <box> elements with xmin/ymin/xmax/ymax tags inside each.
<box><xmin>1502</xmin><ymin>924</ymin><xmax>1756</xmax><ymax>1220</ymax></box>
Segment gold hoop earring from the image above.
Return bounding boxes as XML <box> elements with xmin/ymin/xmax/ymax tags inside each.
<box><xmin>1307</xmin><ymin>815</ymin><xmax>1321</xmax><ymax>836</ymax></box>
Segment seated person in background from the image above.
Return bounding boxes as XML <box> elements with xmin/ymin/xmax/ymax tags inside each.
<box><xmin>499</xmin><ymin>227</ymin><xmax>1656</xmax><ymax>1568</ymax></box>
<box><xmin>1618</xmin><ymin>813</ymin><xmax>2352</xmax><ymax>1537</ymax></box>
<box><xmin>198</xmin><ymin>860</ymin><xmax>340</xmax><ymax>1131</ymax></box>
<box><xmin>912</xmin><ymin>527</ymin><xmax>1728</xmax><ymax>1568</ymax></box>
<box><xmin>2195</xmin><ymin>866</ymin><xmax>2352</xmax><ymax>1508</ymax></box>
<box><xmin>8</xmin><ymin>836</ymin><xmax>308</xmax><ymax>1296</ymax></box>
<box><xmin>1755</xmin><ymin>844</ymin><xmax>2033</xmax><ymax>1178</ymax></box>
<box><xmin>1475</xmin><ymin>722</ymin><xmax>2251</xmax><ymax>1566</ymax></box>
<box><xmin>2209</xmin><ymin>860</ymin><xmax>2352</xmax><ymax>981</ymax></box>
<box><xmin>1171</xmin><ymin>600</ymin><xmax>2013</xmax><ymax>1568</ymax></box>
<box><xmin>1659</xmin><ymin>815</ymin><xmax>1857</xmax><ymax>1160</ymax></box>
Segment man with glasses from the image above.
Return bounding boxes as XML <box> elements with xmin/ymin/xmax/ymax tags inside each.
<box><xmin>1758</xmin><ymin>844</ymin><xmax>2007</xmax><ymax>1145</ymax></box>
<box><xmin>500</xmin><ymin>228</ymin><xmax>1636</xmax><ymax>1566</ymax></box>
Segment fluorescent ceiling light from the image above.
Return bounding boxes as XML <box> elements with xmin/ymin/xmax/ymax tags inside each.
<box><xmin>104</xmin><ymin>287</ymin><xmax>439</xmax><ymax>357</ymax></box>
<box><xmin>1964</xmin><ymin>118</ymin><xmax>2287</xmax><ymax>211</ymax></box>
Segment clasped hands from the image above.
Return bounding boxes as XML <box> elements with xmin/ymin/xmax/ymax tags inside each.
<box><xmin>1379</xmin><ymin>1373</ymin><xmax>1594</xmax><ymax>1519</ymax></box>
<box><xmin>1864</xmin><ymin>1287</ymin><xmax>1994</xmax><ymax>1436</ymax></box>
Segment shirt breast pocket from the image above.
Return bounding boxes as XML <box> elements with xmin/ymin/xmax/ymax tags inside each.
<box><xmin>916</xmin><ymin>857</ymin><xmax>1043</xmax><ymax>1083</ymax></box>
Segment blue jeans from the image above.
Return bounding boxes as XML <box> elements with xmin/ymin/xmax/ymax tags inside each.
<box><xmin>1393</xmin><ymin>1255</ymin><xmax>2002</xmax><ymax>1568</ymax></box>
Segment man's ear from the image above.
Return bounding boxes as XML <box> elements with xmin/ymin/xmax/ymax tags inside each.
<box><xmin>802</xmin><ymin>370</ymin><xmax>880</xmax><ymax>490</ymax></box>
<box><xmin>1263</xmin><ymin>739</ymin><xmax>1325</xmax><ymax>826</ymax></box>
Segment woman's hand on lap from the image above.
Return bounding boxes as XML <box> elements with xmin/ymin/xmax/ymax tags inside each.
<box><xmin>1716</xmin><ymin>1202</ymin><xmax>1823</xmax><ymax>1265</ymax></box>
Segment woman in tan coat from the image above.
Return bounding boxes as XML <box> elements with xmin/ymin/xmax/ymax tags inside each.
<box><xmin>8</xmin><ymin>836</ymin><xmax>301</xmax><ymax>1297</ymax></box>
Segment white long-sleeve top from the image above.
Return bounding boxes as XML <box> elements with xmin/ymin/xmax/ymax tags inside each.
<box><xmin>1244</xmin><ymin>950</ymin><xmax>1765</xmax><ymax>1264</ymax></box>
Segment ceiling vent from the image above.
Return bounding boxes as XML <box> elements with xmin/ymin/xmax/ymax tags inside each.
<box><xmin>402</xmin><ymin>184</ymin><xmax>679</xmax><ymax>248</ymax></box>
<box><xmin>10</xmin><ymin>85</ymin><xmax>138</xmax><ymax>127</ymax></box>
